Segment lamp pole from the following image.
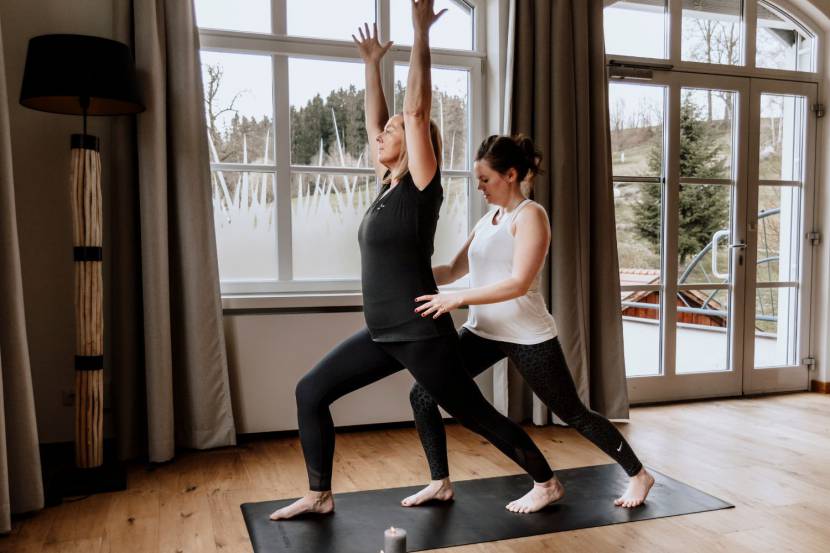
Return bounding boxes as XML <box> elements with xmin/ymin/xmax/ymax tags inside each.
<box><xmin>71</xmin><ymin>122</ymin><xmax>103</xmax><ymax>468</ymax></box>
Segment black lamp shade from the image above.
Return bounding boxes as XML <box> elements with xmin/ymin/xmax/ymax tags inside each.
<box><xmin>19</xmin><ymin>34</ymin><xmax>144</xmax><ymax>116</ymax></box>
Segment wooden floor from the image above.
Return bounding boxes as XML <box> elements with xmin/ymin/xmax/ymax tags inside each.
<box><xmin>4</xmin><ymin>392</ymin><xmax>830</xmax><ymax>552</ymax></box>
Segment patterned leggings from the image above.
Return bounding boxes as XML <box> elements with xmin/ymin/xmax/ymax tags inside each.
<box><xmin>409</xmin><ymin>328</ymin><xmax>643</xmax><ymax>480</ymax></box>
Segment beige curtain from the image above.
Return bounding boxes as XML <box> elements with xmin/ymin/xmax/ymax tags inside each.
<box><xmin>0</xmin><ymin>16</ymin><xmax>43</xmax><ymax>532</ymax></box>
<box><xmin>501</xmin><ymin>0</ymin><xmax>630</xmax><ymax>422</ymax></box>
<box><xmin>111</xmin><ymin>0</ymin><xmax>236</xmax><ymax>463</ymax></box>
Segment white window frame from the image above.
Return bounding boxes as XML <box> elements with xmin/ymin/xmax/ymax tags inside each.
<box><xmin>606</xmin><ymin>0</ymin><xmax>823</xmax><ymax>84</ymax></box>
<box><xmin>197</xmin><ymin>0</ymin><xmax>486</xmax><ymax>296</ymax></box>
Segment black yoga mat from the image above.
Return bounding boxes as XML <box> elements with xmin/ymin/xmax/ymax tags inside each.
<box><xmin>241</xmin><ymin>463</ymin><xmax>733</xmax><ymax>553</ymax></box>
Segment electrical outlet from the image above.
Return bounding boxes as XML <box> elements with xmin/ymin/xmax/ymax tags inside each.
<box><xmin>61</xmin><ymin>390</ymin><xmax>76</xmax><ymax>407</ymax></box>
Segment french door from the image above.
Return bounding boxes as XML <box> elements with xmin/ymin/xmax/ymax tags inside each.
<box><xmin>612</xmin><ymin>71</ymin><xmax>816</xmax><ymax>403</ymax></box>
<box><xmin>742</xmin><ymin>77</ymin><xmax>816</xmax><ymax>395</ymax></box>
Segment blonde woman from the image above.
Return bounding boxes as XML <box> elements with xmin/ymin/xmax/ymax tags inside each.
<box><xmin>269</xmin><ymin>2</ymin><xmax>563</xmax><ymax>520</ymax></box>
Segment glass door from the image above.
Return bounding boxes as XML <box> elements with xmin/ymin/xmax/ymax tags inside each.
<box><xmin>621</xmin><ymin>71</ymin><xmax>749</xmax><ymax>402</ymax></box>
<box><xmin>612</xmin><ymin>71</ymin><xmax>816</xmax><ymax>403</ymax></box>
<box><xmin>741</xmin><ymin>78</ymin><xmax>816</xmax><ymax>394</ymax></box>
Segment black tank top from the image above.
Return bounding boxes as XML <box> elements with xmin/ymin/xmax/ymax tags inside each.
<box><xmin>358</xmin><ymin>169</ymin><xmax>456</xmax><ymax>342</ymax></box>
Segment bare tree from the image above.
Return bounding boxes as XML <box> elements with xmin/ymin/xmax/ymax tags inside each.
<box><xmin>611</xmin><ymin>97</ymin><xmax>626</xmax><ymax>134</ymax></box>
<box><xmin>204</xmin><ymin>63</ymin><xmax>243</xmax><ymax>138</ymax></box>
<box><xmin>690</xmin><ymin>16</ymin><xmax>739</xmax><ymax>122</ymax></box>
<box><xmin>715</xmin><ymin>22</ymin><xmax>740</xmax><ymax>65</ymax></box>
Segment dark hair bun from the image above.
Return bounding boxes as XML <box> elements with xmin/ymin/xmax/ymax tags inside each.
<box><xmin>475</xmin><ymin>134</ymin><xmax>543</xmax><ymax>185</ymax></box>
<box><xmin>513</xmin><ymin>134</ymin><xmax>543</xmax><ymax>181</ymax></box>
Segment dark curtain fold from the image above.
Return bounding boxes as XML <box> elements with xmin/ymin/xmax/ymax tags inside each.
<box><xmin>508</xmin><ymin>0</ymin><xmax>629</xmax><ymax>420</ymax></box>
<box><xmin>111</xmin><ymin>0</ymin><xmax>236</xmax><ymax>462</ymax></box>
<box><xmin>0</xmin><ymin>15</ymin><xmax>44</xmax><ymax>532</ymax></box>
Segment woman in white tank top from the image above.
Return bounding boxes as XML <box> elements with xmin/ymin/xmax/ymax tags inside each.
<box><xmin>405</xmin><ymin>135</ymin><xmax>654</xmax><ymax>511</ymax></box>
<box><xmin>463</xmin><ymin>197</ymin><xmax>558</xmax><ymax>344</ymax></box>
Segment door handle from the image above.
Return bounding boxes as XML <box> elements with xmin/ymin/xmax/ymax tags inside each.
<box><xmin>712</xmin><ymin>230</ymin><xmax>730</xmax><ymax>279</ymax></box>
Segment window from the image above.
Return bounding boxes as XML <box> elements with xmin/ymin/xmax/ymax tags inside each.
<box><xmin>604</xmin><ymin>0</ymin><xmax>668</xmax><ymax>60</ymax></box>
<box><xmin>195</xmin><ymin>0</ymin><xmax>271</xmax><ymax>33</ymax></box>
<box><xmin>681</xmin><ymin>0</ymin><xmax>742</xmax><ymax>66</ymax></box>
<box><xmin>390</xmin><ymin>0</ymin><xmax>474</xmax><ymax>50</ymax></box>
<box><xmin>756</xmin><ymin>1</ymin><xmax>815</xmax><ymax>72</ymax></box>
<box><xmin>287</xmin><ymin>0</ymin><xmax>376</xmax><ymax>41</ymax></box>
<box><xmin>610</xmin><ymin>82</ymin><xmax>666</xmax><ymax>377</ymax></box>
<box><xmin>604</xmin><ymin>0</ymin><xmax>817</xmax><ymax>74</ymax></box>
<box><xmin>195</xmin><ymin>0</ymin><xmax>483</xmax><ymax>294</ymax></box>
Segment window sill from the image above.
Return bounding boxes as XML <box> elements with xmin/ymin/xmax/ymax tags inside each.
<box><xmin>222</xmin><ymin>292</ymin><xmax>364</xmax><ymax>312</ymax></box>
<box><xmin>221</xmin><ymin>281</ymin><xmax>471</xmax><ymax>313</ymax></box>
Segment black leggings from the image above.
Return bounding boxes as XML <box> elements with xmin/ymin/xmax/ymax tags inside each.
<box><xmin>410</xmin><ymin>328</ymin><xmax>643</xmax><ymax>480</ymax></box>
<box><xmin>295</xmin><ymin>327</ymin><xmax>554</xmax><ymax>491</ymax></box>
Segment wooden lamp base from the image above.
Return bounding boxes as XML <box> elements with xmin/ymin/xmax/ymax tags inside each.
<box><xmin>70</xmin><ymin>133</ymin><xmax>104</xmax><ymax>469</ymax></box>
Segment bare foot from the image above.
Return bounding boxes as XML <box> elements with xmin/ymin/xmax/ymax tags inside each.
<box><xmin>506</xmin><ymin>476</ymin><xmax>565</xmax><ymax>514</ymax></box>
<box><xmin>269</xmin><ymin>491</ymin><xmax>334</xmax><ymax>520</ymax></box>
<box><xmin>614</xmin><ymin>467</ymin><xmax>654</xmax><ymax>508</ymax></box>
<box><xmin>401</xmin><ymin>478</ymin><xmax>454</xmax><ymax>507</ymax></box>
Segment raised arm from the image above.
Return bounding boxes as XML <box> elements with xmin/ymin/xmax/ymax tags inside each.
<box><xmin>353</xmin><ymin>23</ymin><xmax>393</xmax><ymax>180</ymax></box>
<box><xmin>403</xmin><ymin>0</ymin><xmax>447</xmax><ymax>189</ymax></box>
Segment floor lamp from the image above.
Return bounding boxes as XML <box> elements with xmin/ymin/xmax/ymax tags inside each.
<box><xmin>19</xmin><ymin>34</ymin><xmax>143</xmax><ymax>488</ymax></box>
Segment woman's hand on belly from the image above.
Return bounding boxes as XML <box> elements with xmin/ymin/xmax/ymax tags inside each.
<box><xmin>415</xmin><ymin>292</ymin><xmax>464</xmax><ymax>319</ymax></box>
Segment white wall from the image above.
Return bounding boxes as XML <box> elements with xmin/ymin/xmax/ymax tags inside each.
<box><xmin>790</xmin><ymin>0</ymin><xmax>830</xmax><ymax>384</ymax></box>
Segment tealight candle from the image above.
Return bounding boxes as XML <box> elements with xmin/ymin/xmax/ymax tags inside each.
<box><xmin>383</xmin><ymin>526</ymin><xmax>406</xmax><ymax>553</ymax></box>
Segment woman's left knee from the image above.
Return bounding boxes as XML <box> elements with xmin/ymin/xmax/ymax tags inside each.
<box><xmin>409</xmin><ymin>383</ymin><xmax>437</xmax><ymax>413</ymax></box>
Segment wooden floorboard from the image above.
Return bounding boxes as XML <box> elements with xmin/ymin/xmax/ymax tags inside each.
<box><xmin>3</xmin><ymin>392</ymin><xmax>829</xmax><ymax>552</ymax></box>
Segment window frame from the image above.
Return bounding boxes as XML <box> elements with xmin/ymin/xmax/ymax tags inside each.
<box><xmin>605</xmin><ymin>0</ymin><xmax>823</xmax><ymax>84</ymax></box>
<box><xmin>197</xmin><ymin>0</ymin><xmax>486</xmax><ymax>295</ymax></box>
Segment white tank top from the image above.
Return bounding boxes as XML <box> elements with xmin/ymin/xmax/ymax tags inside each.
<box><xmin>462</xmin><ymin>199</ymin><xmax>558</xmax><ymax>344</ymax></box>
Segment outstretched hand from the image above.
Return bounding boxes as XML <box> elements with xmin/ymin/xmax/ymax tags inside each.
<box><xmin>352</xmin><ymin>22</ymin><xmax>393</xmax><ymax>64</ymax></box>
<box><xmin>415</xmin><ymin>292</ymin><xmax>464</xmax><ymax>319</ymax></box>
<box><xmin>411</xmin><ymin>0</ymin><xmax>448</xmax><ymax>33</ymax></box>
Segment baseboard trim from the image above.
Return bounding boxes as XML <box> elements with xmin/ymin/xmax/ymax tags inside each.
<box><xmin>237</xmin><ymin>419</ymin><xmax>429</xmax><ymax>443</ymax></box>
<box><xmin>810</xmin><ymin>380</ymin><xmax>830</xmax><ymax>393</ymax></box>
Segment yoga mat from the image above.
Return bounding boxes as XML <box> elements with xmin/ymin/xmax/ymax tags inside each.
<box><xmin>241</xmin><ymin>464</ymin><xmax>733</xmax><ymax>552</ymax></box>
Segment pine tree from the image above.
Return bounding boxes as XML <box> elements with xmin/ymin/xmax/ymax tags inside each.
<box><xmin>205</xmin><ymin>61</ymin><xmax>469</xmax><ymax>174</ymax></box>
<box><xmin>633</xmin><ymin>97</ymin><xmax>730</xmax><ymax>264</ymax></box>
